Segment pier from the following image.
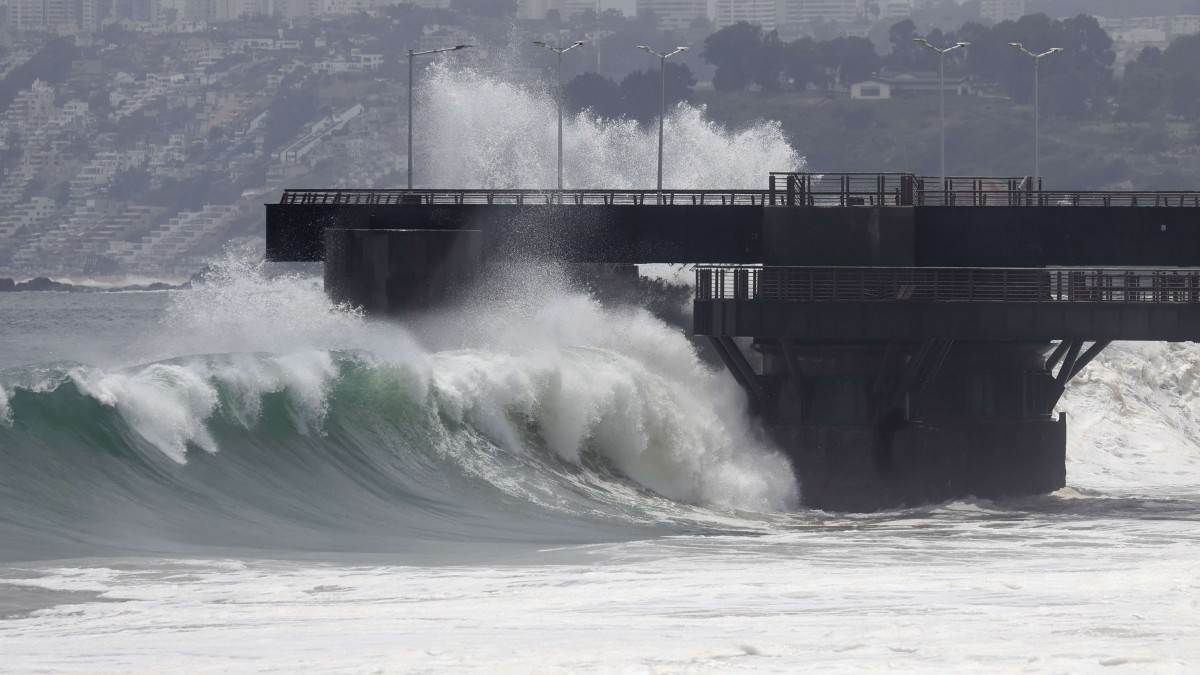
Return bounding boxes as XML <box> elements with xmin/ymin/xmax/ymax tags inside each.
<box><xmin>265</xmin><ymin>173</ymin><xmax>1200</xmax><ymax>510</ymax></box>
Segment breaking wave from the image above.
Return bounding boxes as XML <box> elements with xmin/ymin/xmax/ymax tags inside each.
<box><xmin>0</xmin><ymin>258</ymin><xmax>797</xmax><ymax>562</ymax></box>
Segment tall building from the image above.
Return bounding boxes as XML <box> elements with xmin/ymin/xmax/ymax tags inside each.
<box><xmin>714</xmin><ymin>0</ymin><xmax>776</xmax><ymax>30</ymax></box>
<box><xmin>777</xmin><ymin>0</ymin><xmax>859</xmax><ymax>27</ymax></box>
<box><xmin>877</xmin><ymin>0</ymin><xmax>912</xmax><ymax>20</ymax></box>
<box><xmin>636</xmin><ymin>0</ymin><xmax>707</xmax><ymax>31</ymax></box>
<box><xmin>717</xmin><ymin>0</ymin><xmax>864</xmax><ymax>32</ymax></box>
<box><xmin>517</xmin><ymin>0</ymin><xmax>597</xmax><ymax>20</ymax></box>
<box><xmin>12</xmin><ymin>0</ymin><xmax>73</xmax><ymax>30</ymax></box>
<box><xmin>981</xmin><ymin>0</ymin><xmax>1024</xmax><ymax>23</ymax></box>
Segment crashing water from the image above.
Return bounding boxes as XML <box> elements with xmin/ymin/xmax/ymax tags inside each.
<box><xmin>2</xmin><ymin>63</ymin><xmax>1199</xmax><ymax>672</ymax></box>
<box><xmin>0</xmin><ymin>257</ymin><xmax>797</xmax><ymax>562</ymax></box>
<box><xmin>415</xmin><ymin>63</ymin><xmax>803</xmax><ymax>189</ymax></box>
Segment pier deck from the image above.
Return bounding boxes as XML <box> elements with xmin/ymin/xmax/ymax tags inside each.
<box><xmin>265</xmin><ymin>173</ymin><xmax>1200</xmax><ymax>510</ymax></box>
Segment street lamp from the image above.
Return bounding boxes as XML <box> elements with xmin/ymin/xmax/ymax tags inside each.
<box><xmin>407</xmin><ymin>44</ymin><xmax>473</xmax><ymax>190</ymax></box>
<box><xmin>1009</xmin><ymin>43</ymin><xmax>1064</xmax><ymax>186</ymax></box>
<box><xmin>914</xmin><ymin>38</ymin><xmax>969</xmax><ymax>195</ymax></box>
<box><xmin>637</xmin><ymin>45</ymin><xmax>687</xmax><ymax>203</ymax></box>
<box><xmin>532</xmin><ymin>39</ymin><xmax>585</xmax><ymax>194</ymax></box>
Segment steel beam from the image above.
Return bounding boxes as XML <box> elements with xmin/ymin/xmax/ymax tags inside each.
<box><xmin>707</xmin><ymin>337</ymin><xmax>765</xmax><ymax>408</ymax></box>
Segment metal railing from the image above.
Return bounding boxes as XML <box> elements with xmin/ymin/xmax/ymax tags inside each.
<box><xmin>768</xmin><ymin>172</ymin><xmax>918</xmax><ymax>207</ymax></box>
<box><xmin>926</xmin><ymin>191</ymin><xmax>1200</xmax><ymax>207</ymax></box>
<box><xmin>279</xmin><ymin>188</ymin><xmax>774</xmax><ymax>206</ymax></box>
<box><xmin>766</xmin><ymin>172</ymin><xmax>1200</xmax><ymax>208</ymax></box>
<box><xmin>696</xmin><ymin>266</ymin><xmax>1200</xmax><ymax>304</ymax></box>
<box><xmin>280</xmin><ymin>177</ymin><xmax>1200</xmax><ymax>209</ymax></box>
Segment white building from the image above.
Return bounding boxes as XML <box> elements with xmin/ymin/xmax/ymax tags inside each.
<box><xmin>636</xmin><ymin>0</ymin><xmax>707</xmax><ymax>31</ymax></box>
<box><xmin>851</xmin><ymin>71</ymin><xmax>970</xmax><ymax>100</ymax></box>
<box><xmin>980</xmin><ymin>0</ymin><xmax>1024</xmax><ymax>24</ymax></box>
<box><xmin>782</xmin><ymin>0</ymin><xmax>859</xmax><ymax>25</ymax></box>
<box><xmin>876</xmin><ymin>0</ymin><xmax>913</xmax><ymax>20</ymax></box>
<box><xmin>714</xmin><ymin>0</ymin><xmax>777</xmax><ymax>30</ymax></box>
<box><xmin>11</xmin><ymin>0</ymin><xmax>73</xmax><ymax>31</ymax></box>
<box><xmin>517</xmin><ymin>0</ymin><xmax>599</xmax><ymax>20</ymax></box>
<box><xmin>718</xmin><ymin>0</ymin><xmax>863</xmax><ymax>32</ymax></box>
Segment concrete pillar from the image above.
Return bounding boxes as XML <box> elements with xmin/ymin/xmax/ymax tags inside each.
<box><xmin>323</xmin><ymin>229</ymin><xmax>483</xmax><ymax>315</ymax></box>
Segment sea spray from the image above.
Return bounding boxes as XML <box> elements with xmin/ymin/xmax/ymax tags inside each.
<box><xmin>1061</xmin><ymin>341</ymin><xmax>1200</xmax><ymax>490</ymax></box>
<box><xmin>415</xmin><ymin>63</ymin><xmax>804</xmax><ymax>190</ymax></box>
<box><xmin>0</xmin><ymin>253</ymin><xmax>796</xmax><ymax>560</ymax></box>
<box><xmin>0</xmin><ymin>59</ymin><xmax>815</xmax><ymax>559</ymax></box>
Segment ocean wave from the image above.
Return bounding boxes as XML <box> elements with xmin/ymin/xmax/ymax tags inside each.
<box><xmin>0</xmin><ymin>259</ymin><xmax>797</xmax><ymax>561</ymax></box>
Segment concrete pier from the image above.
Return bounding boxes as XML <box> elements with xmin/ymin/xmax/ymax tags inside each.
<box><xmin>269</xmin><ymin>174</ymin><xmax>1200</xmax><ymax>511</ymax></box>
<box><xmin>323</xmin><ymin>228</ymin><xmax>482</xmax><ymax>314</ymax></box>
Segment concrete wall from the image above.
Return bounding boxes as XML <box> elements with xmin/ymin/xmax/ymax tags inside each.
<box><xmin>323</xmin><ymin>229</ymin><xmax>483</xmax><ymax>315</ymax></box>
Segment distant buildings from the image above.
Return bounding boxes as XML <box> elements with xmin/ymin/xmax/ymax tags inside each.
<box><xmin>850</xmin><ymin>71</ymin><xmax>971</xmax><ymax>100</ymax></box>
<box><xmin>10</xmin><ymin>0</ymin><xmax>161</xmax><ymax>31</ymax></box>
<box><xmin>714</xmin><ymin>0</ymin><xmax>864</xmax><ymax>33</ymax></box>
<box><xmin>980</xmin><ymin>0</ymin><xmax>1024</xmax><ymax>24</ymax></box>
<box><xmin>875</xmin><ymin>0</ymin><xmax>914</xmax><ymax>20</ymax></box>
<box><xmin>10</xmin><ymin>0</ymin><xmax>75</xmax><ymax>31</ymax></box>
<box><xmin>635</xmin><ymin>0</ymin><xmax>707</xmax><ymax>31</ymax></box>
<box><xmin>714</xmin><ymin>0</ymin><xmax>777</xmax><ymax>31</ymax></box>
<box><xmin>517</xmin><ymin>0</ymin><xmax>599</xmax><ymax>21</ymax></box>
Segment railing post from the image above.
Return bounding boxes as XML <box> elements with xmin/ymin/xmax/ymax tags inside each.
<box><xmin>770</xmin><ymin>174</ymin><xmax>777</xmax><ymax>206</ymax></box>
<box><xmin>697</xmin><ymin>269</ymin><xmax>712</xmax><ymax>300</ymax></box>
<box><xmin>900</xmin><ymin>175</ymin><xmax>914</xmax><ymax>206</ymax></box>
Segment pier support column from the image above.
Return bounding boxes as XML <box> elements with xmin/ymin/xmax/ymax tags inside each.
<box><xmin>324</xmin><ymin>229</ymin><xmax>483</xmax><ymax>315</ymax></box>
<box><xmin>747</xmin><ymin>341</ymin><xmax>1068</xmax><ymax>511</ymax></box>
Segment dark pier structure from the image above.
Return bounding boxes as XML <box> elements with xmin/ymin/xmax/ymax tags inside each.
<box><xmin>266</xmin><ymin>173</ymin><xmax>1200</xmax><ymax>511</ymax></box>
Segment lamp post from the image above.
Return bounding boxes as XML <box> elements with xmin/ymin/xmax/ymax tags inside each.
<box><xmin>637</xmin><ymin>45</ymin><xmax>687</xmax><ymax>203</ymax></box>
<box><xmin>1009</xmin><ymin>43</ymin><xmax>1063</xmax><ymax>186</ymax></box>
<box><xmin>914</xmin><ymin>38</ymin><xmax>969</xmax><ymax>195</ymax></box>
<box><xmin>532</xmin><ymin>39</ymin><xmax>585</xmax><ymax>193</ymax></box>
<box><xmin>407</xmin><ymin>44</ymin><xmax>473</xmax><ymax>190</ymax></box>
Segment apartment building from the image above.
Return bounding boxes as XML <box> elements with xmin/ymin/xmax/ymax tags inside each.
<box><xmin>714</xmin><ymin>0</ymin><xmax>777</xmax><ymax>30</ymax></box>
<box><xmin>11</xmin><ymin>0</ymin><xmax>73</xmax><ymax>31</ymax></box>
<box><xmin>517</xmin><ymin>0</ymin><xmax>598</xmax><ymax>20</ymax></box>
<box><xmin>981</xmin><ymin>0</ymin><xmax>1024</xmax><ymax>23</ymax></box>
<box><xmin>636</xmin><ymin>0</ymin><xmax>708</xmax><ymax>31</ymax></box>
<box><xmin>717</xmin><ymin>0</ymin><xmax>862</xmax><ymax>32</ymax></box>
<box><xmin>781</xmin><ymin>0</ymin><xmax>859</xmax><ymax>25</ymax></box>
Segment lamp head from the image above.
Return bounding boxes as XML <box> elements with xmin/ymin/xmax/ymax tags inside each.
<box><xmin>573</xmin><ymin>40</ymin><xmax>586</xmax><ymax>46</ymax></box>
<box><xmin>454</xmin><ymin>44</ymin><xmax>473</xmax><ymax>50</ymax></box>
<box><xmin>1009</xmin><ymin>42</ymin><xmax>1023</xmax><ymax>48</ymax></box>
<box><xmin>637</xmin><ymin>45</ymin><xmax>651</xmax><ymax>52</ymax></box>
<box><xmin>1048</xmin><ymin>47</ymin><xmax>1064</xmax><ymax>54</ymax></box>
<box><xmin>913</xmin><ymin>37</ymin><xmax>930</xmax><ymax>45</ymax></box>
<box><xmin>532</xmin><ymin>41</ymin><xmax>547</xmax><ymax>47</ymax></box>
<box><xmin>956</xmin><ymin>41</ymin><xmax>971</xmax><ymax>47</ymax></box>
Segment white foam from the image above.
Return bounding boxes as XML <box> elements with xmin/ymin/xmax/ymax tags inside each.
<box><xmin>1061</xmin><ymin>341</ymin><xmax>1200</xmax><ymax>490</ymax></box>
<box><xmin>69</xmin><ymin>363</ymin><xmax>220</xmax><ymax>463</ymax></box>
<box><xmin>61</xmin><ymin>348</ymin><xmax>343</xmax><ymax>463</ymax></box>
<box><xmin>416</xmin><ymin>64</ymin><xmax>804</xmax><ymax>190</ymax></box>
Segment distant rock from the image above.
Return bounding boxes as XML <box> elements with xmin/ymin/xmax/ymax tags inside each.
<box><xmin>20</xmin><ymin>277</ymin><xmax>68</xmax><ymax>292</ymax></box>
<box><xmin>0</xmin><ymin>276</ymin><xmax>183</xmax><ymax>293</ymax></box>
